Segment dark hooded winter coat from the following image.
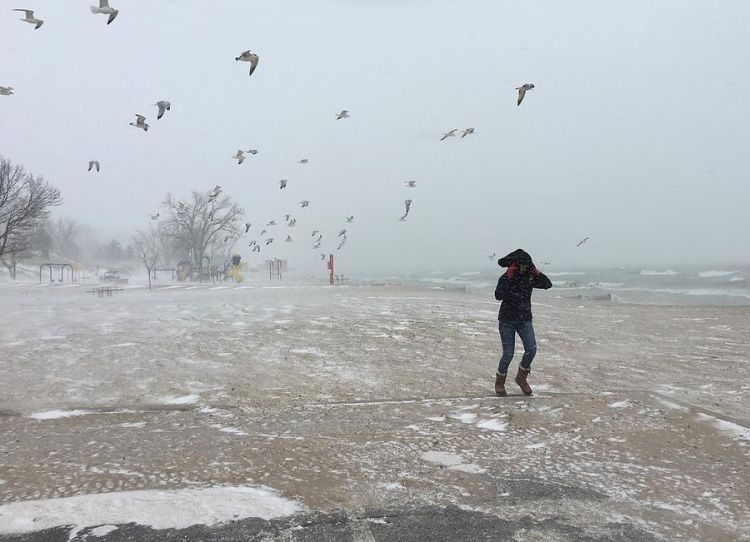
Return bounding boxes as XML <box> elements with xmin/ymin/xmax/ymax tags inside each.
<box><xmin>494</xmin><ymin>249</ymin><xmax>552</xmax><ymax>322</ymax></box>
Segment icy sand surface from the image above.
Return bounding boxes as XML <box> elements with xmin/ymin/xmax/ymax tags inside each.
<box><xmin>1</xmin><ymin>279</ymin><xmax>749</xmax><ymax>539</ymax></box>
<box><xmin>0</xmin><ymin>485</ymin><xmax>301</xmax><ymax>536</ymax></box>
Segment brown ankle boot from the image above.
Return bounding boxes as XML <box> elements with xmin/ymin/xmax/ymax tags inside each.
<box><xmin>514</xmin><ymin>367</ymin><xmax>533</xmax><ymax>396</ymax></box>
<box><xmin>494</xmin><ymin>372</ymin><xmax>507</xmax><ymax>397</ymax></box>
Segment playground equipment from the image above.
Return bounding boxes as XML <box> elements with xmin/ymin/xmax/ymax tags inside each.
<box><xmin>39</xmin><ymin>263</ymin><xmax>74</xmax><ymax>284</ymax></box>
<box><xmin>100</xmin><ymin>270</ymin><xmax>129</xmax><ymax>284</ymax></box>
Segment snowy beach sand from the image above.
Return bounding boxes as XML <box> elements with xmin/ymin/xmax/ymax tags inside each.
<box><xmin>0</xmin><ymin>279</ymin><xmax>748</xmax><ymax>540</ymax></box>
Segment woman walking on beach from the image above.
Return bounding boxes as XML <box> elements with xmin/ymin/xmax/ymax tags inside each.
<box><xmin>494</xmin><ymin>249</ymin><xmax>552</xmax><ymax>396</ymax></box>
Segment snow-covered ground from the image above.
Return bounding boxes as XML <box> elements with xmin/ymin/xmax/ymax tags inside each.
<box><xmin>0</xmin><ymin>277</ymin><xmax>748</xmax><ymax>540</ymax></box>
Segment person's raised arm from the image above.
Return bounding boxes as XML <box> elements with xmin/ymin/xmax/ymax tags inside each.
<box><xmin>530</xmin><ymin>266</ymin><xmax>552</xmax><ymax>289</ymax></box>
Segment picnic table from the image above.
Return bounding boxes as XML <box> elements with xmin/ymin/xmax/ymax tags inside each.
<box><xmin>86</xmin><ymin>286</ymin><xmax>123</xmax><ymax>298</ymax></box>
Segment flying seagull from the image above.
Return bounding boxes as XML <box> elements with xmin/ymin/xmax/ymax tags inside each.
<box><xmin>461</xmin><ymin>128</ymin><xmax>475</xmax><ymax>138</ymax></box>
<box><xmin>223</xmin><ymin>236</ymin><xmax>232</xmax><ymax>243</ymax></box>
<box><xmin>252</xmin><ymin>245</ymin><xmax>261</xmax><ymax>253</ymax></box>
<box><xmin>440</xmin><ymin>129</ymin><xmax>458</xmax><ymax>141</ymax></box>
<box><xmin>259</xmin><ymin>229</ymin><xmax>267</xmax><ymax>237</ymax></box>
<box><xmin>284</xmin><ymin>214</ymin><xmax>291</xmax><ymax>222</ymax></box>
<box><xmin>298</xmin><ymin>159</ymin><xmax>309</xmax><ymax>164</ymax></box>
<box><xmin>265</xmin><ymin>238</ymin><xmax>274</xmax><ymax>245</ymax></box>
<box><xmin>249</xmin><ymin>240</ymin><xmax>256</xmax><ymax>247</ymax></box>
<box><xmin>311</xmin><ymin>230</ymin><xmax>319</xmax><ymax>237</ymax></box>
<box><xmin>150</xmin><ymin>213</ymin><xmax>159</xmax><ymax>220</ymax></box>
<box><xmin>130</xmin><ymin>114</ymin><xmax>149</xmax><ymax>132</ymax></box>
<box><xmin>285</xmin><ymin>235</ymin><xmax>293</xmax><ymax>242</ymax></box>
<box><xmin>313</xmin><ymin>243</ymin><xmax>321</xmax><ymax>249</ymax></box>
<box><xmin>576</xmin><ymin>237</ymin><xmax>590</xmax><ymax>247</ymax></box>
<box><xmin>516</xmin><ymin>83</ymin><xmax>535</xmax><ymax>106</ymax></box>
<box><xmin>315</xmin><ymin>235</ymin><xmax>322</xmax><ymax>243</ymax></box>
<box><xmin>300</xmin><ymin>200</ymin><xmax>310</xmax><ymax>208</ymax></box>
<box><xmin>278</xmin><ymin>179</ymin><xmax>288</xmax><ymax>189</ymax></box>
<box><xmin>319</xmin><ymin>253</ymin><xmax>326</xmax><ymax>261</ymax></box>
<box><xmin>13</xmin><ymin>9</ymin><xmax>43</xmax><ymax>29</ymax></box>
<box><xmin>399</xmin><ymin>199</ymin><xmax>412</xmax><ymax>221</ymax></box>
<box><xmin>232</xmin><ymin>150</ymin><xmax>249</xmax><ymax>164</ymax></box>
<box><xmin>90</xmin><ymin>0</ymin><xmax>118</xmax><ymax>24</ymax></box>
<box><xmin>336</xmin><ymin>110</ymin><xmax>350</xmax><ymax>120</ymax></box>
<box><xmin>235</xmin><ymin>51</ymin><xmax>259</xmax><ymax>76</ymax></box>
<box><xmin>345</xmin><ymin>216</ymin><xmax>354</xmax><ymax>223</ymax></box>
<box><xmin>488</xmin><ymin>253</ymin><xmax>496</xmax><ymax>260</ymax></box>
<box><xmin>288</xmin><ymin>219</ymin><xmax>297</xmax><ymax>227</ymax></box>
<box><xmin>404</xmin><ymin>181</ymin><xmax>417</xmax><ymax>188</ymax></box>
<box><xmin>0</xmin><ymin>86</ymin><xmax>13</xmax><ymax>96</ymax></box>
<box><xmin>337</xmin><ymin>241</ymin><xmax>346</xmax><ymax>250</ymax></box>
<box><xmin>153</xmin><ymin>100</ymin><xmax>171</xmax><ymax>120</ymax></box>
<box><xmin>88</xmin><ymin>161</ymin><xmax>100</xmax><ymax>172</ymax></box>
<box><xmin>266</xmin><ymin>220</ymin><xmax>276</xmax><ymax>226</ymax></box>
<box><xmin>244</xmin><ymin>222</ymin><xmax>251</xmax><ymax>233</ymax></box>
<box><xmin>338</xmin><ymin>229</ymin><xmax>347</xmax><ymax>237</ymax></box>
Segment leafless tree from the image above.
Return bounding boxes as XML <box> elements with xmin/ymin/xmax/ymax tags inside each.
<box><xmin>161</xmin><ymin>189</ymin><xmax>243</xmax><ymax>270</ymax></box>
<box><xmin>0</xmin><ymin>157</ymin><xmax>62</xmax><ymax>278</ymax></box>
<box><xmin>51</xmin><ymin>217</ymin><xmax>80</xmax><ymax>260</ymax></box>
<box><xmin>132</xmin><ymin>226</ymin><xmax>160</xmax><ymax>291</ymax></box>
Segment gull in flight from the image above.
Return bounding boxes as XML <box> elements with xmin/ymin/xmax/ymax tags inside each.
<box><xmin>208</xmin><ymin>185</ymin><xmax>221</xmax><ymax>200</ymax></box>
<box><xmin>235</xmin><ymin>51</ymin><xmax>259</xmax><ymax>77</ymax></box>
<box><xmin>150</xmin><ymin>213</ymin><xmax>159</xmax><ymax>220</ymax></box>
<box><xmin>249</xmin><ymin>240</ymin><xmax>256</xmax><ymax>247</ymax></box>
<box><xmin>13</xmin><ymin>9</ymin><xmax>43</xmax><ymax>29</ymax></box>
<box><xmin>232</xmin><ymin>150</ymin><xmax>255</xmax><ymax>164</ymax></box>
<box><xmin>265</xmin><ymin>238</ymin><xmax>274</xmax><ymax>245</ymax></box>
<box><xmin>298</xmin><ymin>159</ymin><xmax>309</xmax><ymax>164</ymax></box>
<box><xmin>461</xmin><ymin>128</ymin><xmax>475</xmax><ymax>138</ymax></box>
<box><xmin>285</xmin><ymin>235</ymin><xmax>293</xmax><ymax>242</ymax></box>
<box><xmin>284</xmin><ymin>214</ymin><xmax>291</xmax><ymax>222</ymax></box>
<box><xmin>223</xmin><ymin>235</ymin><xmax>232</xmax><ymax>243</ymax></box>
<box><xmin>576</xmin><ymin>237</ymin><xmax>590</xmax><ymax>247</ymax></box>
<box><xmin>130</xmin><ymin>114</ymin><xmax>149</xmax><ymax>132</ymax></box>
<box><xmin>90</xmin><ymin>0</ymin><xmax>118</xmax><ymax>25</ymax></box>
<box><xmin>319</xmin><ymin>253</ymin><xmax>326</xmax><ymax>261</ymax></box>
<box><xmin>313</xmin><ymin>242</ymin><xmax>321</xmax><ymax>249</ymax></box>
<box><xmin>404</xmin><ymin>181</ymin><xmax>417</xmax><ymax>188</ymax></box>
<box><xmin>88</xmin><ymin>161</ymin><xmax>100</xmax><ymax>172</ymax></box>
<box><xmin>0</xmin><ymin>86</ymin><xmax>13</xmax><ymax>96</ymax></box>
<box><xmin>300</xmin><ymin>200</ymin><xmax>310</xmax><ymax>208</ymax></box>
<box><xmin>311</xmin><ymin>230</ymin><xmax>319</xmax><ymax>237</ymax></box>
<box><xmin>288</xmin><ymin>219</ymin><xmax>297</xmax><ymax>227</ymax></box>
<box><xmin>153</xmin><ymin>100</ymin><xmax>171</xmax><ymax>120</ymax></box>
<box><xmin>252</xmin><ymin>245</ymin><xmax>261</xmax><ymax>253</ymax></box>
<box><xmin>516</xmin><ymin>83</ymin><xmax>535</xmax><ymax>106</ymax></box>
<box><xmin>336</xmin><ymin>110</ymin><xmax>350</xmax><ymax>120</ymax></box>
<box><xmin>338</xmin><ymin>229</ymin><xmax>347</xmax><ymax>237</ymax></box>
<box><xmin>399</xmin><ymin>199</ymin><xmax>412</xmax><ymax>221</ymax></box>
<box><xmin>279</xmin><ymin>179</ymin><xmax>288</xmax><ymax>189</ymax></box>
<box><xmin>440</xmin><ymin>129</ymin><xmax>458</xmax><ymax>141</ymax></box>
<box><xmin>259</xmin><ymin>229</ymin><xmax>267</xmax><ymax>237</ymax></box>
<box><xmin>337</xmin><ymin>240</ymin><xmax>346</xmax><ymax>250</ymax></box>
<box><xmin>244</xmin><ymin>222</ymin><xmax>251</xmax><ymax>233</ymax></box>
<box><xmin>488</xmin><ymin>253</ymin><xmax>496</xmax><ymax>260</ymax></box>
<box><xmin>266</xmin><ymin>220</ymin><xmax>276</xmax><ymax>226</ymax></box>
<box><xmin>345</xmin><ymin>216</ymin><xmax>354</xmax><ymax>223</ymax></box>
<box><xmin>315</xmin><ymin>235</ymin><xmax>322</xmax><ymax>243</ymax></box>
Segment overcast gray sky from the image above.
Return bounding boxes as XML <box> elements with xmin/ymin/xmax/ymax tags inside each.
<box><xmin>2</xmin><ymin>0</ymin><xmax>749</xmax><ymax>273</ymax></box>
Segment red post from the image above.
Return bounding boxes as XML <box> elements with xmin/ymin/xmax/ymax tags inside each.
<box><xmin>328</xmin><ymin>254</ymin><xmax>334</xmax><ymax>285</ymax></box>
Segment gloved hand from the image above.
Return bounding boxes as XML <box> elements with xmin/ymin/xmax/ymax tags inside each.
<box><xmin>530</xmin><ymin>265</ymin><xmax>540</xmax><ymax>277</ymax></box>
<box><xmin>506</xmin><ymin>263</ymin><xmax>520</xmax><ymax>278</ymax></box>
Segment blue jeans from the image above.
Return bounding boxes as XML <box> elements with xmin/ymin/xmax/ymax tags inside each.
<box><xmin>497</xmin><ymin>320</ymin><xmax>537</xmax><ymax>374</ymax></box>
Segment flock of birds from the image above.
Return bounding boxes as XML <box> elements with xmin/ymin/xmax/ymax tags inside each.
<box><xmin>2</xmin><ymin>5</ymin><xmax>590</xmax><ymax>266</ymax></box>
